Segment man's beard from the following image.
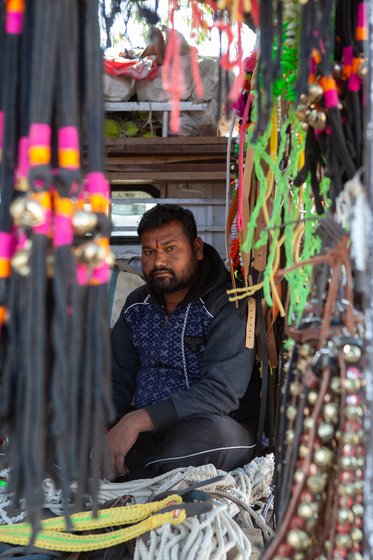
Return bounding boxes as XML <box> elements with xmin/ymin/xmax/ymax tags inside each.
<box><xmin>145</xmin><ymin>256</ymin><xmax>199</xmax><ymax>294</ymax></box>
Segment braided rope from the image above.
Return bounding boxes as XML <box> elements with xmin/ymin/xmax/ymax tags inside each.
<box><xmin>0</xmin><ymin>457</ymin><xmax>274</xmax><ymax>557</ymax></box>
<box><xmin>134</xmin><ymin>502</ymin><xmax>251</xmax><ymax>560</ymax></box>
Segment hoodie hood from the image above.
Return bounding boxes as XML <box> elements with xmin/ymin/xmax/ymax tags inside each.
<box><xmin>146</xmin><ymin>242</ymin><xmax>230</xmax><ymax>308</ymax></box>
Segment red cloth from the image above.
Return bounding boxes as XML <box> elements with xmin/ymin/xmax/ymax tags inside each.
<box><xmin>104</xmin><ymin>57</ymin><xmax>158</xmax><ymax>81</ymax></box>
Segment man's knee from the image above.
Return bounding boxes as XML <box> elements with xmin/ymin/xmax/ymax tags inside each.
<box><xmin>146</xmin><ymin>414</ymin><xmax>256</xmax><ymax>473</ymax></box>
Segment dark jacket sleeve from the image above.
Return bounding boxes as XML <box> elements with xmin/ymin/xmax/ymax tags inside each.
<box><xmin>145</xmin><ymin>299</ymin><xmax>255</xmax><ymax>431</ymax></box>
<box><xmin>111</xmin><ymin>303</ymin><xmax>140</xmax><ymax>423</ymax></box>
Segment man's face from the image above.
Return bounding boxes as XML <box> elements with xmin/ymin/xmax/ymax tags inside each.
<box><xmin>141</xmin><ymin>220</ymin><xmax>203</xmax><ymax>294</ymax></box>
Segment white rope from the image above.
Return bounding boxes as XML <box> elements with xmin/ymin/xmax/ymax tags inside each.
<box><xmin>134</xmin><ymin>502</ymin><xmax>252</xmax><ymax>560</ymax></box>
<box><xmin>0</xmin><ymin>456</ymin><xmax>275</xmax><ymax>559</ymax></box>
<box><xmin>0</xmin><ymin>473</ymin><xmax>27</xmax><ymax>525</ymax></box>
<box><xmin>126</xmin><ymin>456</ymin><xmax>274</xmax><ymax>560</ymax></box>
<box><xmin>97</xmin><ymin>463</ymin><xmax>235</xmax><ymax>506</ymax></box>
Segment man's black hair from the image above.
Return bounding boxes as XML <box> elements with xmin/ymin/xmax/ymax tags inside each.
<box><xmin>137</xmin><ymin>204</ymin><xmax>198</xmax><ymax>244</ymax></box>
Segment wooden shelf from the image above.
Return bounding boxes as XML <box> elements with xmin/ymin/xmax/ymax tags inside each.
<box><xmin>105</xmin><ymin>136</ymin><xmax>234</xmax><ymax>184</ymax></box>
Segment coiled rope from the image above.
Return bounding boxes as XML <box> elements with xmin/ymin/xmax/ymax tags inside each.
<box><xmin>0</xmin><ymin>457</ymin><xmax>274</xmax><ymax>558</ymax></box>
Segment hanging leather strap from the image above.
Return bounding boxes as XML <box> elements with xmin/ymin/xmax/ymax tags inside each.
<box><xmin>239</xmin><ymin>143</ymin><xmax>255</xmax><ymax>280</ymax></box>
<box><xmin>225</xmin><ymin>190</ymin><xmax>239</xmax><ymax>297</ymax></box>
<box><xmin>255</xmin><ymin>297</ymin><xmax>269</xmax><ymax>456</ymax></box>
<box><xmin>241</xmin><ymin>145</ymin><xmax>256</xmax><ymax>349</ymax></box>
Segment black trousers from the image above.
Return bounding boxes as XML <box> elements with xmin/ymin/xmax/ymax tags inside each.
<box><xmin>125</xmin><ymin>413</ymin><xmax>256</xmax><ymax>477</ymax></box>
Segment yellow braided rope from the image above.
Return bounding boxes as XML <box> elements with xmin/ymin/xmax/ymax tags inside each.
<box><xmin>0</xmin><ymin>495</ymin><xmax>186</xmax><ymax>552</ymax></box>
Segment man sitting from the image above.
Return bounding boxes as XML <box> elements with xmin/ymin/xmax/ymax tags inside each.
<box><xmin>108</xmin><ymin>203</ymin><xmax>257</xmax><ymax>477</ymax></box>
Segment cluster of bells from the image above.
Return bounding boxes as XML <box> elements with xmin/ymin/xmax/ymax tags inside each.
<box><xmin>276</xmin><ymin>338</ymin><xmax>364</xmax><ymax>560</ymax></box>
<box><xmin>9</xmin><ymin>194</ymin><xmax>115</xmax><ymax>278</ymax></box>
<box><xmin>295</xmin><ymin>58</ymin><xmax>367</xmax><ymax>132</ymax></box>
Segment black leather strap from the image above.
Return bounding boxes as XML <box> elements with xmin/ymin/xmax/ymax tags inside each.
<box><xmin>255</xmin><ymin>298</ymin><xmax>269</xmax><ymax>456</ymax></box>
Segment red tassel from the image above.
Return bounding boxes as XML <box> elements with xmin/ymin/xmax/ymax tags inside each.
<box><xmin>162</xmin><ymin>2</ymin><xmax>183</xmax><ymax>134</ymax></box>
<box><xmin>251</xmin><ymin>0</ymin><xmax>260</xmax><ymax>27</ymax></box>
<box><xmin>229</xmin><ymin>22</ymin><xmax>245</xmax><ymax>101</ymax></box>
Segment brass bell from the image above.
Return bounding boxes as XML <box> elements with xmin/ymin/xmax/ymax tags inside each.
<box><xmin>337</xmin><ymin>481</ymin><xmax>356</xmax><ymax>496</ymax></box>
<box><xmin>317</xmin><ymin>422</ymin><xmax>335</xmax><ymax>442</ymax></box>
<box><xmin>342</xmin><ymin>344</ymin><xmax>361</xmax><ymax>363</ymax></box>
<box><xmin>295</xmin><ymin>104</ymin><xmax>311</xmax><ymax>121</ymax></box>
<box><xmin>10</xmin><ymin>196</ymin><xmax>46</xmax><ymax>228</ymax></box>
<box><xmin>323</xmin><ymin>402</ymin><xmax>339</xmax><ymax>423</ymax></box>
<box><xmin>297</xmin><ymin>502</ymin><xmax>316</xmax><ymax>519</ymax></box>
<box><xmin>357</xmin><ymin>60</ymin><xmax>367</xmax><ymax>79</ymax></box>
<box><xmin>294</xmin><ymin>469</ymin><xmax>305</xmax><ymax>483</ymax></box>
<box><xmin>10</xmin><ymin>196</ymin><xmax>28</xmax><ymax>223</ymax></box>
<box><xmin>299</xmin><ymin>444</ymin><xmax>309</xmax><ymax>458</ymax></box>
<box><xmin>72</xmin><ymin>210</ymin><xmax>98</xmax><ymax>235</ymax></box>
<box><xmin>307</xmin><ymin>391</ymin><xmax>318</xmax><ymax>405</ymax></box>
<box><xmin>307</xmin><ymin>109</ymin><xmax>327</xmax><ymax>130</ymax></box>
<box><xmin>347</xmin><ymin>553</ymin><xmax>363</xmax><ymax>560</ymax></box>
<box><xmin>307</xmin><ymin>83</ymin><xmax>324</xmax><ymax>104</ymax></box>
<box><xmin>337</xmin><ymin>509</ymin><xmax>354</xmax><ymax>523</ymax></box>
<box><xmin>335</xmin><ymin>533</ymin><xmax>351</xmax><ymax>549</ymax></box>
<box><xmin>314</xmin><ymin>447</ymin><xmax>333</xmax><ymax>468</ymax></box>
<box><xmin>21</xmin><ymin>198</ymin><xmax>46</xmax><ymax>228</ymax></box>
<box><xmin>341</xmin><ymin>431</ymin><xmax>358</xmax><ymax>445</ymax></box>
<box><xmin>11</xmin><ymin>249</ymin><xmax>31</xmax><ymax>276</ymax></box>
<box><xmin>287</xmin><ymin>529</ymin><xmax>311</xmax><ymax>550</ymax></box>
<box><xmin>345</xmin><ymin>405</ymin><xmax>364</xmax><ymax>420</ymax></box>
<box><xmin>340</xmin><ymin>455</ymin><xmax>356</xmax><ymax>469</ymax></box>
<box><xmin>287</xmin><ymin>405</ymin><xmax>297</xmax><ymax>421</ymax></box>
<box><xmin>303</xmin><ymin>417</ymin><xmax>314</xmax><ymax>430</ymax></box>
<box><xmin>343</xmin><ymin>378</ymin><xmax>361</xmax><ymax>393</ymax></box>
<box><xmin>330</xmin><ymin>376</ymin><xmax>342</xmax><ymax>393</ymax></box>
<box><xmin>352</xmin><ymin>503</ymin><xmax>364</xmax><ymax>518</ymax></box>
<box><xmin>351</xmin><ymin>527</ymin><xmax>363</xmax><ymax>542</ymax></box>
<box><xmin>74</xmin><ymin>241</ymin><xmax>106</xmax><ymax>267</ymax></box>
<box><xmin>356</xmin><ymin>457</ymin><xmax>365</xmax><ymax>469</ymax></box>
<box><xmin>286</xmin><ymin>429</ymin><xmax>295</xmax><ymax>443</ymax></box>
<box><xmin>290</xmin><ymin>382</ymin><xmax>302</xmax><ymax>396</ymax></box>
<box><xmin>307</xmin><ymin>475</ymin><xmax>326</xmax><ymax>493</ymax></box>
<box><xmin>105</xmin><ymin>250</ymin><xmax>116</xmax><ymax>268</ymax></box>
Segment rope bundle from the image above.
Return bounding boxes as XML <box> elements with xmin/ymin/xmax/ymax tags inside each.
<box><xmin>0</xmin><ymin>457</ymin><xmax>274</xmax><ymax>558</ymax></box>
<box><xmin>0</xmin><ymin>0</ymin><xmax>114</xmax><ymax>534</ymax></box>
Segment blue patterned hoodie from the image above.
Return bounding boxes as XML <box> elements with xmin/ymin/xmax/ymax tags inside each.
<box><xmin>111</xmin><ymin>243</ymin><xmax>255</xmax><ymax>431</ymax></box>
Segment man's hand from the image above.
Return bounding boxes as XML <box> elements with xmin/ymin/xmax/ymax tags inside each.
<box><xmin>107</xmin><ymin>409</ymin><xmax>154</xmax><ymax>475</ymax></box>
